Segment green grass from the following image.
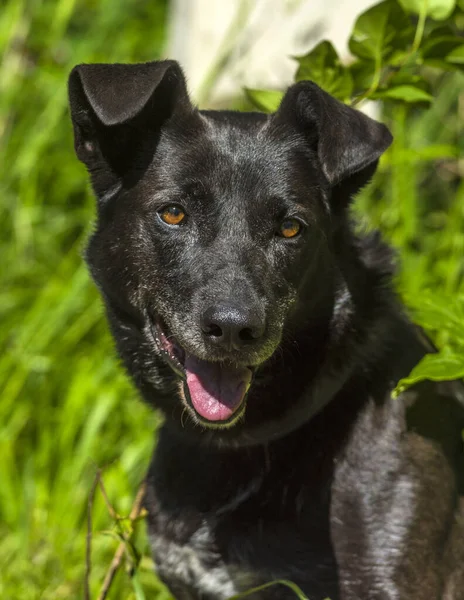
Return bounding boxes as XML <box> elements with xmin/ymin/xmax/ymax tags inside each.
<box><xmin>1</xmin><ymin>1</ymin><xmax>463</xmax><ymax>598</ymax></box>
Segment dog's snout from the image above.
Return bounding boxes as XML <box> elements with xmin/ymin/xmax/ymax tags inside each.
<box><xmin>200</xmin><ymin>304</ymin><xmax>265</xmax><ymax>350</ymax></box>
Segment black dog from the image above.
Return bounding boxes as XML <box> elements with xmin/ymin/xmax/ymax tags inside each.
<box><xmin>68</xmin><ymin>60</ymin><xmax>464</xmax><ymax>599</ymax></box>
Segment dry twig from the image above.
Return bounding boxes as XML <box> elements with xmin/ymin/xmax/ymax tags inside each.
<box><xmin>97</xmin><ymin>482</ymin><xmax>147</xmax><ymax>600</ymax></box>
<box><xmin>85</xmin><ymin>469</ymin><xmax>101</xmax><ymax>600</ymax></box>
<box><xmin>98</xmin><ymin>475</ymin><xmax>118</xmax><ymax>521</ymax></box>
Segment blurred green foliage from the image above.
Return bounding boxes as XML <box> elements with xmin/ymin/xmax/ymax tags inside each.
<box><xmin>0</xmin><ymin>0</ymin><xmax>463</xmax><ymax>599</ymax></box>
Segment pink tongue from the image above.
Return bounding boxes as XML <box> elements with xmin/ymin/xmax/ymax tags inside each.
<box><xmin>185</xmin><ymin>356</ymin><xmax>252</xmax><ymax>422</ymax></box>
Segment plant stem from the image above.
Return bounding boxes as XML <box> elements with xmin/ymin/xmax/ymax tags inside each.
<box><xmin>412</xmin><ymin>4</ymin><xmax>428</xmax><ymax>52</ymax></box>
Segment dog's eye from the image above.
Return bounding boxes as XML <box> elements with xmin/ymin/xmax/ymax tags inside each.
<box><xmin>159</xmin><ymin>205</ymin><xmax>186</xmax><ymax>226</ymax></box>
<box><xmin>278</xmin><ymin>218</ymin><xmax>301</xmax><ymax>239</ymax></box>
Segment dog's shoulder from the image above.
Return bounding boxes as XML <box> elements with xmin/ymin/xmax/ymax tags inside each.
<box><xmin>331</xmin><ymin>387</ymin><xmax>464</xmax><ymax>599</ymax></box>
<box><xmin>405</xmin><ymin>378</ymin><xmax>464</xmax><ymax>489</ymax></box>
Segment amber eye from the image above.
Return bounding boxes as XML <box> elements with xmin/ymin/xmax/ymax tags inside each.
<box><xmin>159</xmin><ymin>205</ymin><xmax>186</xmax><ymax>226</ymax></box>
<box><xmin>279</xmin><ymin>218</ymin><xmax>301</xmax><ymax>239</ymax></box>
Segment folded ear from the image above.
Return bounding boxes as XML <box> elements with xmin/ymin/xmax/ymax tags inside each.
<box><xmin>274</xmin><ymin>81</ymin><xmax>392</xmax><ymax>188</ymax></box>
<box><xmin>68</xmin><ymin>60</ymin><xmax>192</xmax><ymax>199</ymax></box>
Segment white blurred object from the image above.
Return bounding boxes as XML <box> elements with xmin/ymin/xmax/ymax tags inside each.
<box><xmin>167</xmin><ymin>0</ymin><xmax>379</xmax><ymax>107</ymax></box>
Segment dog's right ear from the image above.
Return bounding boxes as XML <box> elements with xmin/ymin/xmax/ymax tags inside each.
<box><xmin>68</xmin><ymin>60</ymin><xmax>192</xmax><ymax>199</ymax></box>
<box><xmin>273</xmin><ymin>81</ymin><xmax>392</xmax><ymax>199</ymax></box>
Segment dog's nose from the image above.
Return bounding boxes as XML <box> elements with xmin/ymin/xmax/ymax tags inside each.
<box><xmin>200</xmin><ymin>304</ymin><xmax>265</xmax><ymax>350</ymax></box>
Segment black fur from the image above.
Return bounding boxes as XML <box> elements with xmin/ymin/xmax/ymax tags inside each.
<box><xmin>68</xmin><ymin>60</ymin><xmax>464</xmax><ymax>599</ymax></box>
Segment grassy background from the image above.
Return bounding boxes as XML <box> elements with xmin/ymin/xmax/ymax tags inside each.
<box><xmin>1</xmin><ymin>1</ymin><xmax>463</xmax><ymax>599</ymax></box>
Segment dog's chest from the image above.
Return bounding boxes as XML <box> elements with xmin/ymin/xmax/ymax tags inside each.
<box><xmin>147</xmin><ymin>476</ymin><xmax>339</xmax><ymax>600</ymax></box>
<box><xmin>150</xmin><ymin>517</ymin><xmax>255</xmax><ymax>600</ymax></box>
<box><xmin>145</xmin><ymin>427</ymin><xmax>342</xmax><ymax>599</ymax></box>
<box><xmin>148</xmin><ymin>475</ymin><xmax>264</xmax><ymax>598</ymax></box>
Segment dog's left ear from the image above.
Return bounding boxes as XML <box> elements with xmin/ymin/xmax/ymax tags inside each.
<box><xmin>274</xmin><ymin>81</ymin><xmax>392</xmax><ymax>188</ymax></box>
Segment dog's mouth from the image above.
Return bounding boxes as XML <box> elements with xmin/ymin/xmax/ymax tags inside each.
<box><xmin>151</xmin><ymin>320</ymin><xmax>253</xmax><ymax>426</ymax></box>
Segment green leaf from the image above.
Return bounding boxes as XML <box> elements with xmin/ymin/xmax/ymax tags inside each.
<box><xmin>349</xmin><ymin>60</ymin><xmax>376</xmax><ymax>93</ymax></box>
<box><xmin>404</xmin><ymin>291</ymin><xmax>464</xmax><ymax>340</ymax></box>
<box><xmin>387</xmin><ymin>69</ymin><xmax>427</xmax><ymax>87</ymax></box>
<box><xmin>422</xmin><ymin>35</ymin><xmax>464</xmax><ymax>59</ymax></box>
<box><xmin>244</xmin><ymin>88</ymin><xmax>283</xmax><ymax>113</ymax></box>
<box><xmin>294</xmin><ymin>41</ymin><xmax>353</xmax><ymax>101</ymax></box>
<box><xmin>420</xmin><ymin>22</ymin><xmax>464</xmax><ymax>71</ymax></box>
<box><xmin>349</xmin><ymin>0</ymin><xmax>413</xmax><ymax>63</ymax></box>
<box><xmin>388</xmin><ymin>48</ymin><xmax>422</xmax><ymax>67</ymax></box>
<box><xmin>446</xmin><ymin>44</ymin><xmax>464</xmax><ymax>63</ymax></box>
<box><xmin>375</xmin><ymin>85</ymin><xmax>433</xmax><ymax>102</ymax></box>
<box><xmin>422</xmin><ymin>57</ymin><xmax>464</xmax><ymax>71</ymax></box>
<box><xmin>395</xmin><ymin>348</ymin><xmax>464</xmax><ymax>395</ymax></box>
<box><xmin>398</xmin><ymin>0</ymin><xmax>456</xmax><ymax>20</ymax></box>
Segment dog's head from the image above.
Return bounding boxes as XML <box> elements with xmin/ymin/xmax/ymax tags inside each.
<box><xmin>68</xmin><ymin>60</ymin><xmax>392</xmax><ymax>437</ymax></box>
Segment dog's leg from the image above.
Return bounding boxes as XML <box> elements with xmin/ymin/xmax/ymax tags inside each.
<box><xmin>330</xmin><ymin>396</ymin><xmax>463</xmax><ymax>600</ymax></box>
